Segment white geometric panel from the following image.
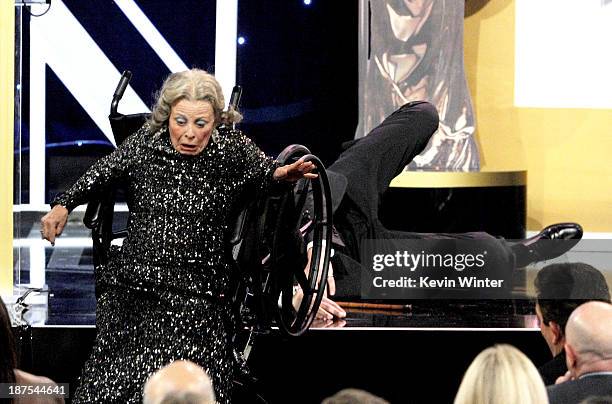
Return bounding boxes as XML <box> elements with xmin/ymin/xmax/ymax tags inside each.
<box><xmin>515</xmin><ymin>0</ymin><xmax>612</xmax><ymax>109</ymax></box>
<box><xmin>26</xmin><ymin>0</ymin><xmax>234</xmax><ymax>208</ymax></box>
<box><xmin>113</xmin><ymin>0</ymin><xmax>188</xmax><ymax>73</ymax></box>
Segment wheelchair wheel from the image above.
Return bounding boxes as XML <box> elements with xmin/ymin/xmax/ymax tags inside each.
<box><xmin>261</xmin><ymin>145</ymin><xmax>334</xmax><ymax>336</ymax></box>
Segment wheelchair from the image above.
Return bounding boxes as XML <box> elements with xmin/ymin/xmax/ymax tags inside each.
<box><xmin>84</xmin><ymin>71</ymin><xmax>333</xmax><ymax>348</ymax></box>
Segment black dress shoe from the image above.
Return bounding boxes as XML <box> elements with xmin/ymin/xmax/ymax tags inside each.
<box><xmin>512</xmin><ymin>223</ymin><xmax>583</xmax><ymax>267</ymax></box>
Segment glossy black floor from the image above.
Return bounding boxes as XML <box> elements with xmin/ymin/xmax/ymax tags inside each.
<box><xmin>11</xmin><ymin>212</ymin><xmax>551</xmax><ymax>403</ymax></box>
<box><xmin>12</xmin><ymin>211</ymin><xmax>539</xmax><ymax>329</ymax></box>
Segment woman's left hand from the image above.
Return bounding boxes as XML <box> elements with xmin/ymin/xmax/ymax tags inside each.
<box><xmin>273</xmin><ymin>158</ymin><xmax>318</xmax><ymax>182</ymax></box>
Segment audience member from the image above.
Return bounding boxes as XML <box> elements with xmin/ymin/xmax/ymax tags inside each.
<box><xmin>143</xmin><ymin>360</ymin><xmax>216</xmax><ymax>404</ymax></box>
<box><xmin>1</xmin><ymin>296</ymin><xmax>17</xmax><ymax>385</ymax></box>
<box><xmin>321</xmin><ymin>388</ymin><xmax>389</xmax><ymax>404</ymax></box>
<box><xmin>454</xmin><ymin>344</ymin><xmax>548</xmax><ymax>404</ymax></box>
<box><xmin>1</xmin><ymin>296</ymin><xmax>64</xmax><ymax>403</ymax></box>
<box><xmin>534</xmin><ymin>263</ymin><xmax>611</xmax><ymax>385</ymax></box>
<box><xmin>547</xmin><ymin>301</ymin><xmax>612</xmax><ymax>404</ymax></box>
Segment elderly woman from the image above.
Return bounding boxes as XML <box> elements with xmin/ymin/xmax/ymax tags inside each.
<box><xmin>40</xmin><ymin>69</ymin><xmax>315</xmax><ymax>403</ymax></box>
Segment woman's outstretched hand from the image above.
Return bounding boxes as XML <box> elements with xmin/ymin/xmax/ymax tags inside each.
<box><xmin>273</xmin><ymin>158</ymin><xmax>318</xmax><ymax>182</ymax></box>
<box><xmin>40</xmin><ymin>205</ymin><xmax>69</xmax><ymax>246</ymax></box>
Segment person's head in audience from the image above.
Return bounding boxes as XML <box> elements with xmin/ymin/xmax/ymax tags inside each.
<box><xmin>535</xmin><ymin>263</ymin><xmax>611</xmax><ymax>357</ymax></box>
<box><xmin>0</xmin><ymin>296</ymin><xmax>17</xmax><ymax>383</ymax></box>
<box><xmin>454</xmin><ymin>344</ymin><xmax>548</xmax><ymax>404</ymax></box>
<box><xmin>321</xmin><ymin>388</ymin><xmax>389</xmax><ymax>404</ymax></box>
<box><xmin>564</xmin><ymin>301</ymin><xmax>612</xmax><ymax>379</ymax></box>
<box><xmin>142</xmin><ymin>360</ymin><xmax>215</xmax><ymax>404</ymax></box>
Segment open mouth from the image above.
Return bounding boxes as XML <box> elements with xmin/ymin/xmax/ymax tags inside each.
<box><xmin>180</xmin><ymin>144</ymin><xmax>198</xmax><ymax>152</ymax></box>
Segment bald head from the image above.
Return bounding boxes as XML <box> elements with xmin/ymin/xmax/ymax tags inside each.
<box><xmin>143</xmin><ymin>360</ymin><xmax>216</xmax><ymax>404</ymax></box>
<box><xmin>565</xmin><ymin>301</ymin><xmax>612</xmax><ymax>374</ymax></box>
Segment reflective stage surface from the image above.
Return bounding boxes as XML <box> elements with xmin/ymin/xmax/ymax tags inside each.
<box><xmin>8</xmin><ymin>213</ymin><xmax>576</xmax><ymax>404</ymax></box>
<box><xmin>11</xmin><ymin>212</ymin><xmax>541</xmax><ymax>330</ymax></box>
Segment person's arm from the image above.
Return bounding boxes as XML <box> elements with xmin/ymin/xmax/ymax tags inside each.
<box><xmin>298</xmin><ymin>246</ymin><xmax>346</xmax><ymax>319</ymax></box>
<box><xmin>292</xmin><ymin>286</ymin><xmax>346</xmax><ymax>321</ymax></box>
<box><xmin>299</xmin><ymin>181</ymin><xmax>345</xmax><ymax>318</ymax></box>
<box><xmin>231</xmin><ymin>129</ymin><xmax>316</xmax><ymax>193</ymax></box>
<box><xmin>40</xmin><ymin>126</ymin><xmax>144</xmax><ymax>245</ymax></box>
<box><xmin>272</xmin><ymin>158</ymin><xmax>316</xmax><ymax>182</ymax></box>
<box><xmin>40</xmin><ymin>205</ymin><xmax>69</xmax><ymax>246</ymax></box>
<box><xmin>233</xmin><ymin>131</ymin><xmax>337</xmax><ymax>318</ymax></box>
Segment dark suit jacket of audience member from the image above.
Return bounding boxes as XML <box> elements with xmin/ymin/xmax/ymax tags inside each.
<box><xmin>547</xmin><ymin>374</ymin><xmax>612</xmax><ymax>404</ymax></box>
<box><xmin>539</xmin><ymin>350</ymin><xmax>567</xmax><ymax>386</ymax></box>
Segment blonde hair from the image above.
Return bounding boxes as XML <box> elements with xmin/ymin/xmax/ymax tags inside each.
<box><xmin>454</xmin><ymin>344</ymin><xmax>549</xmax><ymax>404</ymax></box>
<box><xmin>149</xmin><ymin>68</ymin><xmax>242</xmax><ymax>132</ymax></box>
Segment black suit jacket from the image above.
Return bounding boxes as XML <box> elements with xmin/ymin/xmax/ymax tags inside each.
<box><xmin>539</xmin><ymin>350</ymin><xmax>568</xmax><ymax>386</ymax></box>
<box><xmin>306</xmin><ymin>169</ymin><xmax>347</xmax><ymax>215</ymax></box>
<box><xmin>547</xmin><ymin>374</ymin><xmax>612</xmax><ymax>404</ymax></box>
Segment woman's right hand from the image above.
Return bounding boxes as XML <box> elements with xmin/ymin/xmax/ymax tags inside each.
<box><xmin>40</xmin><ymin>205</ymin><xmax>69</xmax><ymax>246</ymax></box>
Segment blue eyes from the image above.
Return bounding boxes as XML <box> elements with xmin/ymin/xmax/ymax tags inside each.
<box><xmin>174</xmin><ymin>117</ymin><xmax>206</xmax><ymax>127</ymax></box>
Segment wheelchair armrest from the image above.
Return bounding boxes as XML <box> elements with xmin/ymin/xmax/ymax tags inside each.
<box><xmin>84</xmin><ymin>199</ymin><xmax>103</xmax><ymax>230</ymax></box>
<box><xmin>229</xmin><ymin>201</ymin><xmax>254</xmax><ymax>246</ymax></box>
<box><xmin>84</xmin><ymin>193</ymin><xmax>124</xmax><ymax>246</ymax></box>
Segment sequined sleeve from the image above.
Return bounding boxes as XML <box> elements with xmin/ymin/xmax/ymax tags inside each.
<box><xmin>226</xmin><ymin>128</ymin><xmax>280</xmax><ymax>194</ymax></box>
<box><xmin>51</xmin><ymin>125</ymin><xmax>146</xmax><ymax>212</ymax></box>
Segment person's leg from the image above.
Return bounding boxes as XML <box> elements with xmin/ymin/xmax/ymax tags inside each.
<box><xmin>328</xmin><ymin>101</ymin><xmax>439</xmax><ymax>225</ymax></box>
<box><xmin>328</xmin><ymin>101</ymin><xmax>512</xmax><ymax>259</ymax></box>
<box><xmin>326</xmin><ymin>102</ymin><xmax>582</xmax><ymax>299</ymax></box>
<box><xmin>326</xmin><ymin>102</ymin><xmax>515</xmax><ymax>298</ymax></box>
<box><xmin>327</xmin><ymin>101</ymin><xmax>440</xmax><ymax>296</ymax></box>
<box><xmin>332</xmin><ymin>228</ymin><xmax>517</xmax><ymax>300</ymax></box>
<box><xmin>376</xmin><ymin>229</ymin><xmax>517</xmax><ymax>292</ymax></box>
<box><xmin>300</xmin><ymin>102</ymin><xmax>436</xmax><ymax>272</ymax></box>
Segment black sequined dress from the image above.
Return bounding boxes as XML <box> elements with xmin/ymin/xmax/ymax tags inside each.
<box><xmin>52</xmin><ymin>124</ymin><xmax>278</xmax><ymax>403</ymax></box>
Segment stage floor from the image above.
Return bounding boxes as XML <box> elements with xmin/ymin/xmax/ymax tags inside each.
<box><xmin>11</xmin><ymin>210</ymin><xmax>541</xmax><ymax>329</ymax></box>
<box><xmin>12</xmin><ymin>212</ymin><xmax>612</xmax><ymax>403</ymax></box>
<box><xmin>9</xmin><ymin>213</ymin><xmax>560</xmax><ymax>404</ymax></box>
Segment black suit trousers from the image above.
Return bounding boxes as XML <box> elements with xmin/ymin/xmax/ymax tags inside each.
<box><xmin>326</xmin><ymin>101</ymin><xmax>516</xmax><ymax>298</ymax></box>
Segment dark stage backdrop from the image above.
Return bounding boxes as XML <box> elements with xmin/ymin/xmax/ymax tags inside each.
<box><xmin>16</xmin><ymin>0</ymin><xmax>357</xmax><ymax>204</ymax></box>
<box><xmin>237</xmin><ymin>1</ymin><xmax>358</xmax><ymax>165</ymax></box>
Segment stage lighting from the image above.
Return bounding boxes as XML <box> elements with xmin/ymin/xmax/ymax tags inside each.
<box><xmin>237</xmin><ymin>36</ymin><xmax>246</xmax><ymax>45</ymax></box>
<box><xmin>303</xmin><ymin>0</ymin><xmax>312</xmax><ymax>5</ymax></box>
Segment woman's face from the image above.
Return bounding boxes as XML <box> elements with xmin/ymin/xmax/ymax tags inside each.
<box><xmin>169</xmin><ymin>99</ymin><xmax>216</xmax><ymax>155</ymax></box>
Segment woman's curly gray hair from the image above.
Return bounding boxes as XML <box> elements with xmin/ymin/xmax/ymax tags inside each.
<box><xmin>148</xmin><ymin>69</ymin><xmax>242</xmax><ymax>132</ymax></box>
